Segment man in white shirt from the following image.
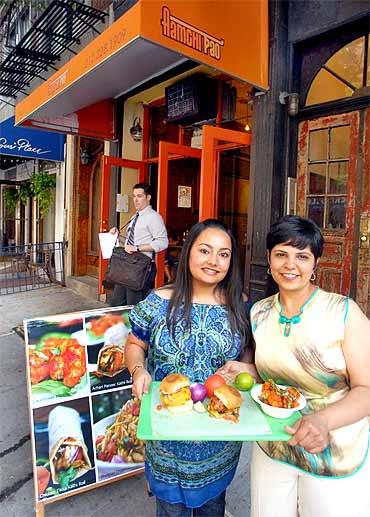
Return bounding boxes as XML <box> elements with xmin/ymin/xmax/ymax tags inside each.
<box><xmin>109</xmin><ymin>183</ymin><xmax>168</xmax><ymax>306</ymax></box>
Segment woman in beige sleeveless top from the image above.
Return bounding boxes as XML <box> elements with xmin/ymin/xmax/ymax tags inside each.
<box><xmin>219</xmin><ymin>215</ymin><xmax>370</xmax><ymax>517</ymax></box>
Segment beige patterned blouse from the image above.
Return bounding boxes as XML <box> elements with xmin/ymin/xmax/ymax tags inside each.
<box><xmin>251</xmin><ymin>288</ymin><xmax>369</xmax><ymax>477</ymax></box>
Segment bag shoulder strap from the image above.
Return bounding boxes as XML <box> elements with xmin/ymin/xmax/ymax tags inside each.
<box><xmin>114</xmin><ymin>215</ymin><xmax>136</xmax><ymax>246</ymax></box>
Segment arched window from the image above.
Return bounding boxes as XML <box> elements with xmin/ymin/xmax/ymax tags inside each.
<box><xmin>305</xmin><ymin>34</ymin><xmax>369</xmax><ymax>106</ymax></box>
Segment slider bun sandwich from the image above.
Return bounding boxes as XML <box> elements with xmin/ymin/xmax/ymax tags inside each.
<box><xmin>207</xmin><ymin>384</ymin><xmax>242</xmax><ymax>422</ymax></box>
<box><xmin>159</xmin><ymin>373</ymin><xmax>193</xmax><ymax>414</ymax></box>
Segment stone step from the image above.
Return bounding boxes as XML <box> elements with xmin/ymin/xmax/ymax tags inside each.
<box><xmin>66</xmin><ymin>275</ymin><xmax>101</xmax><ymax>301</ymax></box>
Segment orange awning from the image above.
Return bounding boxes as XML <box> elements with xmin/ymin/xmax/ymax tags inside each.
<box><xmin>15</xmin><ymin>0</ymin><xmax>268</xmax><ymax>127</ymax></box>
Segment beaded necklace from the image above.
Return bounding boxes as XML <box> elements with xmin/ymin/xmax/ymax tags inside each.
<box><xmin>278</xmin><ymin>288</ymin><xmax>319</xmax><ymax>337</ymax></box>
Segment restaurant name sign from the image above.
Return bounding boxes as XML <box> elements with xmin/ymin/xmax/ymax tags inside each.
<box><xmin>161</xmin><ymin>6</ymin><xmax>224</xmax><ymax>60</ymax></box>
<box><xmin>0</xmin><ymin>137</ymin><xmax>51</xmax><ymax>156</ymax></box>
<box><xmin>0</xmin><ymin>116</ymin><xmax>64</xmax><ymax>161</ymax></box>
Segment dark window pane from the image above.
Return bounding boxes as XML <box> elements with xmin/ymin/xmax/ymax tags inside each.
<box><xmin>307</xmin><ymin>197</ymin><xmax>324</xmax><ymax>228</ymax></box>
<box><xmin>330</xmin><ymin>125</ymin><xmax>350</xmax><ymax>159</ymax></box>
<box><xmin>327</xmin><ymin>197</ymin><xmax>346</xmax><ymax>229</ymax></box>
<box><xmin>308</xmin><ymin>164</ymin><xmax>326</xmax><ymax>194</ymax></box>
<box><xmin>309</xmin><ymin>129</ymin><xmax>328</xmax><ymax>161</ymax></box>
<box><xmin>328</xmin><ymin>162</ymin><xmax>348</xmax><ymax>194</ymax></box>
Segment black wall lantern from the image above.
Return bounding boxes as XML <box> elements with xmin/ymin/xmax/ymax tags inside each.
<box><xmin>129</xmin><ymin>117</ymin><xmax>143</xmax><ymax>141</ymax></box>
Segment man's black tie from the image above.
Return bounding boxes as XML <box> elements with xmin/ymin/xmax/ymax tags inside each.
<box><xmin>126</xmin><ymin>212</ymin><xmax>139</xmax><ymax>246</ymax></box>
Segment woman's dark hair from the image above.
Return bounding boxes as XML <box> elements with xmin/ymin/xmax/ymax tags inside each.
<box><xmin>266</xmin><ymin>215</ymin><xmax>324</xmax><ymax>260</ymax></box>
<box><xmin>166</xmin><ymin>219</ymin><xmax>251</xmax><ymax>352</ymax></box>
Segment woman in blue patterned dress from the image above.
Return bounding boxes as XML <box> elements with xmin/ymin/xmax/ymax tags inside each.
<box><xmin>125</xmin><ymin>219</ymin><xmax>251</xmax><ymax>516</ymax></box>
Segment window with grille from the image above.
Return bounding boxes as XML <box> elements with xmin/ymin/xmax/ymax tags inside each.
<box><xmin>306</xmin><ymin>125</ymin><xmax>349</xmax><ymax>230</ymax></box>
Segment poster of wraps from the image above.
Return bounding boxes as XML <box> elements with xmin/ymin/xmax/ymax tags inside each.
<box><xmin>24</xmin><ymin>306</ymin><xmax>145</xmax><ymax>504</ymax></box>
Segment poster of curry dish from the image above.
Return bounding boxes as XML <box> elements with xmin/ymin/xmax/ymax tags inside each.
<box><xmin>91</xmin><ymin>388</ymin><xmax>145</xmax><ymax>482</ymax></box>
<box><xmin>25</xmin><ymin>316</ymin><xmax>89</xmax><ymax>407</ymax></box>
<box><xmin>85</xmin><ymin>308</ymin><xmax>132</xmax><ymax>393</ymax></box>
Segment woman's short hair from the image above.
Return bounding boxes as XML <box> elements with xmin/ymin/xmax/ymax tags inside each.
<box><xmin>266</xmin><ymin>215</ymin><xmax>324</xmax><ymax>260</ymax></box>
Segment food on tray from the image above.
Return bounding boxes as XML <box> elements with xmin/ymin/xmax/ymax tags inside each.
<box><xmin>204</xmin><ymin>373</ymin><xmax>226</xmax><ymax>398</ymax></box>
<box><xmin>88</xmin><ymin>314</ymin><xmax>124</xmax><ymax>337</ymax></box>
<box><xmin>260</xmin><ymin>379</ymin><xmax>301</xmax><ymax>409</ymax></box>
<box><xmin>48</xmin><ymin>406</ymin><xmax>92</xmax><ymax>488</ymax></box>
<box><xmin>193</xmin><ymin>401</ymin><xmax>207</xmax><ymax>413</ymax></box>
<box><xmin>208</xmin><ymin>384</ymin><xmax>242</xmax><ymax>423</ymax></box>
<box><xmin>97</xmin><ymin>345</ymin><xmax>125</xmax><ymax>377</ymax></box>
<box><xmin>95</xmin><ymin>399</ymin><xmax>145</xmax><ymax>464</ymax></box>
<box><xmin>29</xmin><ymin>337</ymin><xmax>86</xmax><ymax>390</ymax></box>
<box><xmin>235</xmin><ymin>372</ymin><xmax>254</xmax><ymax>391</ymax></box>
<box><xmin>159</xmin><ymin>373</ymin><xmax>193</xmax><ymax>414</ymax></box>
<box><xmin>190</xmin><ymin>382</ymin><xmax>207</xmax><ymax>402</ymax></box>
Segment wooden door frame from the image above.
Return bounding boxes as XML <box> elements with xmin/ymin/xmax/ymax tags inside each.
<box><xmin>98</xmin><ymin>155</ymin><xmax>145</xmax><ymax>295</ymax></box>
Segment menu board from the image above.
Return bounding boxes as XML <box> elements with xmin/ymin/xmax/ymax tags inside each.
<box><xmin>24</xmin><ymin>306</ymin><xmax>145</xmax><ymax>505</ymax></box>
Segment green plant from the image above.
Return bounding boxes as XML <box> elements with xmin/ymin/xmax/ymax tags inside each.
<box><xmin>3</xmin><ymin>188</ymin><xmax>19</xmax><ymax>215</ymax></box>
<box><xmin>31</xmin><ymin>172</ymin><xmax>56</xmax><ymax>216</ymax></box>
<box><xmin>19</xmin><ymin>182</ymin><xmax>33</xmax><ymax>205</ymax></box>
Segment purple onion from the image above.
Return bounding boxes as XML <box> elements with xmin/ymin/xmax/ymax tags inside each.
<box><xmin>190</xmin><ymin>383</ymin><xmax>207</xmax><ymax>402</ymax></box>
<box><xmin>67</xmin><ymin>446</ymin><xmax>80</xmax><ymax>463</ymax></box>
<box><xmin>112</xmin><ymin>454</ymin><xmax>125</xmax><ymax>464</ymax></box>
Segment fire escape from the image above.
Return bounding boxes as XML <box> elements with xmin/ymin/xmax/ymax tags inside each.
<box><xmin>0</xmin><ymin>0</ymin><xmax>107</xmax><ymax>98</ymax></box>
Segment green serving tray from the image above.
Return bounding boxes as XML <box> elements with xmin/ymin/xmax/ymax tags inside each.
<box><xmin>137</xmin><ymin>382</ymin><xmax>301</xmax><ymax>441</ymax></box>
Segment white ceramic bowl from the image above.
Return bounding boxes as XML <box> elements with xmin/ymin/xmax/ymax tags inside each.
<box><xmin>251</xmin><ymin>384</ymin><xmax>306</xmax><ymax>419</ymax></box>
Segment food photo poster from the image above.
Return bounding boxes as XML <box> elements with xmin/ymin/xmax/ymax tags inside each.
<box><xmin>24</xmin><ymin>306</ymin><xmax>145</xmax><ymax>504</ymax></box>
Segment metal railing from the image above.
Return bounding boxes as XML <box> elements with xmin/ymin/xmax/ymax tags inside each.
<box><xmin>0</xmin><ymin>241</ymin><xmax>65</xmax><ymax>295</ymax></box>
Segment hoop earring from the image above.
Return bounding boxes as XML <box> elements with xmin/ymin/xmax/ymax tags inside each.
<box><xmin>267</xmin><ymin>267</ymin><xmax>271</xmax><ymax>275</ymax></box>
<box><xmin>311</xmin><ymin>271</ymin><xmax>316</xmax><ymax>281</ymax></box>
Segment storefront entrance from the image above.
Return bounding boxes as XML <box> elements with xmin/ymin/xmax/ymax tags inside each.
<box><xmin>99</xmin><ymin>126</ymin><xmax>251</xmax><ymax>293</ymax></box>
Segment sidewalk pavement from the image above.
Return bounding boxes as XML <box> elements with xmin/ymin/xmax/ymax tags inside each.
<box><xmin>0</xmin><ymin>285</ymin><xmax>251</xmax><ymax>517</ymax></box>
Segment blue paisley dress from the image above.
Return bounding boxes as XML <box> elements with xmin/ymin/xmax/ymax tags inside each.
<box><xmin>129</xmin><ymin>291</ymin><xmax>243</xmax><ymax>508</ymax></box>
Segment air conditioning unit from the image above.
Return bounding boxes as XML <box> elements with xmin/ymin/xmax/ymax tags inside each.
<box><xmin>165</xmin><ymin>75</ymin><xmax>218</xmax><ymax>124</ymax></box>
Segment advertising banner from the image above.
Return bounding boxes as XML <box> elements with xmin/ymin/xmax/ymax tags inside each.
<box><xmin>24</xmin><ymin>306</ymin><xmax>144</xmax><ymax>506</ymax></box>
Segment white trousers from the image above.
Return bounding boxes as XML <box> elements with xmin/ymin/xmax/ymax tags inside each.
<box><xmin>251</xmin><ymin>442</ymin><xmax>370</xmax><ymax>517</ymax></box>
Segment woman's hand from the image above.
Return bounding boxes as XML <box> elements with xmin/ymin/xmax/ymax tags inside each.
<box><xmin>132</xmin><ymin>368</ymin><xmax>152</xmax><ymax>400</ymax></box>
<box><xmin>216</xmin><ymin>360</ymin><xmax>260</xmax><ymax>383</ymax></box>
<box><xmin>285</xmin><ymin>413</ymin><xmax>329</xmax><ymax>454</ymax></box>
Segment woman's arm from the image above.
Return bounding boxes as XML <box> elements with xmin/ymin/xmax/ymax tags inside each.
<box><xmin>216</xmin><ymin>341</ymin><xmax>262</xmax><ymax>382</ymax></box>
<box><xmin>287</xmin><ymin>300</ymin><xmax>370</xmax><ymax>453</ymax></box>
<box><xmin>125</xmin><ymin>333</ymin><xmax>152</xmax><ymax>400</ymax></box>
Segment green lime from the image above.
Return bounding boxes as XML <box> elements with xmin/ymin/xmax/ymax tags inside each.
<box><xmin>235</xmin><ymin>372</ymin><xmax>254</xmax><ymax>391</ymax></box>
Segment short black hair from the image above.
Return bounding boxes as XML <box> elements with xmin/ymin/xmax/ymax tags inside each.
<box><xmin>266</xmin><ymin>215</ymin><xmax>324</xmax><ymax>260</ymax></box>
<box><xmin>133</xmin><ymin>182</ymin><xmax>151</xmax><ymax>196</ymax></box>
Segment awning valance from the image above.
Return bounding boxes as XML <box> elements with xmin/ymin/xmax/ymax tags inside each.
<box><xmin>15</xmin><ymin>0</ymin><xmax>268</xmax><ymax>129</ymax></box>
<box><xmin>0</xmin><ymin>116</ymin><xmax>64</xmax><ymax>161</ymax></box>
